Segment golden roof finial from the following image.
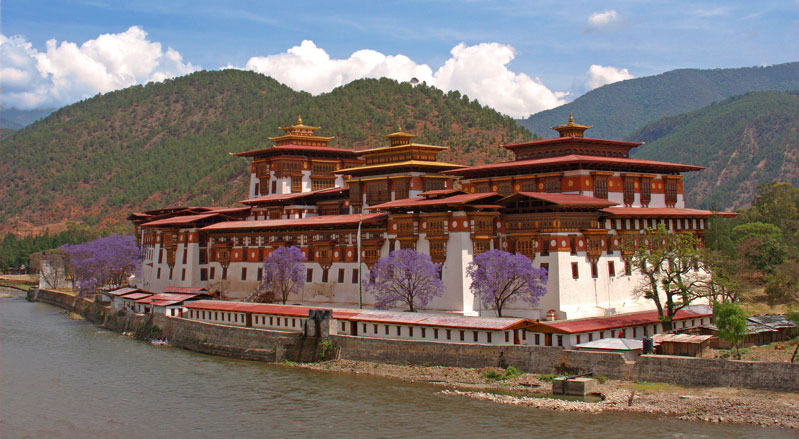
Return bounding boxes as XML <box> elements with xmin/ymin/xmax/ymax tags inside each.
<box><xmin>568</xmin><ymin>113</ymin><xmax>574</xmax><ymax>124</ymax></box>
<box><xmin>297</xmin><ymin>114</ymin><xmax>303</xmax><ymax>125</ymax></box>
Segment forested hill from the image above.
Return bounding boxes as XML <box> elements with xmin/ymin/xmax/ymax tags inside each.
<box><xmin>631</xmin><ymin>90</ymin><xmax>799</xmax><ymax>210</ymax></box>
<box><xmin>517</xmin><ymin>61</ymin><xmax>799</xmax><ymax>140</ymax></box>
<box><xmin>0</xmin><ymin>70</ymin><xmax>530</xmax><ymax>234</ymax></box>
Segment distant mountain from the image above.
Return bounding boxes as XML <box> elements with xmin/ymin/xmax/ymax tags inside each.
<box><xmin>631</xmin><ymin>90</ymin><xmax>799</xmax><ymax>210</ymax></box>
<box><xmin>0</xmin><ymin>107</ymin><xmax>58</xmax><ymax>129</ymax></box>
<box><xmin>0</xmin><ymin>70</ymin><xmax>530</xmax><ymax>233</ymax></box>
<box><xmin>518</xmin><ymin>62</ymin><xmax>799</xmax><ymax>140</ymax></box>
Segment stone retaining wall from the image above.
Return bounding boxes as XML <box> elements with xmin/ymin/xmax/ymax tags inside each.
<box><xmin>27</xmin><ymin>288</ymin><xmax>799</xmax><ymax>391</ymax></box>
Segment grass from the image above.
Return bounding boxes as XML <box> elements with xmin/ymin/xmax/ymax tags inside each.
<box><xmin>538</xmin><ymin>373</ymin><xmax>558</xmax><ymax>383</ymax></box>
<box><xmin>629</xmin><ymin>381</ymin><xmax>677</xmax><ymax>392</ymax></box>
<box><xmin>482</xmin><ymin>366</ymin><xmax>524</xmax><ymax>382</ymax></box>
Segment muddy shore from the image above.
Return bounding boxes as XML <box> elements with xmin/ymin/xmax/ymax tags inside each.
<box><xmin>294</xmin><ymin>359</ymin><xmax>799</xmax><ymax>430</ymax></box>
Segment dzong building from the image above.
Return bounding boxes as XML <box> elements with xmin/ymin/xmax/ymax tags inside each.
<box><xmin>130</xmin><ymin>114</ymin><xmax>730</xmax><ymax>320</ymax></box>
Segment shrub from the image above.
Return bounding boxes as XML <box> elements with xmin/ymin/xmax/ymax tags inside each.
<box><xmin>538</xmin><ymin>373</ymin><xmax>557</xmax><ymax>383</ymax></box>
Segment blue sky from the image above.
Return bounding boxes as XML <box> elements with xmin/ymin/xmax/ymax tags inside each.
<box><xmin>2</xmin><ymin>0</ymin><xmax>798</xmax><ymax>116</ymax></box>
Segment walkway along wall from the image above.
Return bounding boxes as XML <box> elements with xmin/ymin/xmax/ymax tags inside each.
<box><xmin>27</xmin><ymin>288</ymin><xmax>799</xmax><ymax>392</ymax></box>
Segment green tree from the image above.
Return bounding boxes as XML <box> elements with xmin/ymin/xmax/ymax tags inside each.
<box><xmin>786</xmin><ymin>307</ymin><xmax>799</xmax><ymax>363</ymax></box>
<box><xmin>630</xmin><ymin>224</ymin><xmax>709</xmax><ymax>331</ymax></box>
<box><xmin>713</xmin><ymin>301</ymin><xmax>749</xmax><ymax>359</ymax></box>
<box><xmin>732</xmin><ymin>222</ymin><xmax>786</xmax><ymax>272</ymax></box>
<box><xmin>764</xmin><ymin>261</ymin><xmax>799</xmax><ymax>305</ymax></box>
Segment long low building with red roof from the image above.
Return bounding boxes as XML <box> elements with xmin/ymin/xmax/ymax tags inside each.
<box><xmin>130</xmin><ymin>114</ymin><xmax>736</xmax><ymax>322</ymax></box>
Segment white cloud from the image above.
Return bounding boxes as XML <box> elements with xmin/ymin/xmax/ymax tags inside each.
<box><xmin>586</xmin><ymin>10</ymin><xmax>620</xmax><ymax>32</ymax></box>
<box><xmin>245</xmin><ymin>40</ymin><xmax>434</xmax><ymax>95</ymax></box>
<box><xmin>245</xmin><ymin>40</ymin><xmax>565</xmax><ymax>118</ymax></box>
<box><xmin>0</xmin><ymin>26</ymin><xmax>198</xmax><ymax>110</ymax></box>
<box><xmin>585</xmin><ymin>64</ymin><xmax>634</xmax><ymax>90</ymax></box>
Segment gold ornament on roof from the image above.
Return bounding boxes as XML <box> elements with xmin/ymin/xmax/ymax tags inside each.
<box><xmin>551</xmin><ymin>114</ymin><xmax>592</xmax><ymax>138</ymax></box>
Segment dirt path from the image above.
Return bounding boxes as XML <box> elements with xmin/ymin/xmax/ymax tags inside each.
<box><xmin>293</xmin><ymin>359</ymin><xmax>799</xmax><ymax>430</ymax></box>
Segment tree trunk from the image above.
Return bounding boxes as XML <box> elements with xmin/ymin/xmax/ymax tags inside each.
<box><xmin>792</xmin><ymin>343</ymin><xmax>798</xmax><ymax>363</ymax></box>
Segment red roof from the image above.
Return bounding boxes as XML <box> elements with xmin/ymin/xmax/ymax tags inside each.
<box><xmin>136</xmin><ymin>293</ymin><xmax>206</xmax><ymax>305</ymax></box>
<box><xmin>503</xmin><ymin>136</ymin><xmax>643</xmax><ymax>150</ymax></box>
<box><xmin>419</xmin><ymin>188</ymin><xmax>464</xmax><ymax>197</ymax></box>
<box><xmin>500</xmin><ymin>192</ymin><xmax>618</xmax><ymax>207</ymax></box>
<box><xmin>163</xmin><ymin>286</ymin><xmax>209</xmax><ymax>293</ymax></box>
<box><xmin>106</xmin><ymin>287</ymin><xmax>144</xmax><ymax>296</ymax></box>
<box><xmin>336</xmin><ymin>310</ymin><xmax>532</xmax><ymax>331</ymax></box>
<box><xmin>183</xmin><ymin>301</ymin><xmax>531</xmax><ymax>330</ymax></box>
<box><xmin>141</xmin><ymin>213</ymin><xmax>222</xmax><ymax>227</ymax></box>
<box><xmin>368</xmin><ymin>192</ymin><xmax>500</xmax><ymax>210</ymax></box>
<box><xmin>123</xmin><ymin>292</ymin><xmax>152</xmax><ymax>300</ymax></box>
<box><xmin>532</xmin><ymin>309</ymin><xmax>711</xmax><ymax>334</ymax></box>
<box><xmin>241</xmin><ymin>187</ymin><xmax>348</xmax><ymax>205</ymax></box>
<box><xmin>199</xmin><ymin>212</ymin><xmax>387</xmax><ymax>231</ymax></box>
<box><xmin>197</xmin><ymin>206</ymin><xmax>251</xmax><ymax>214</ymax></box>
<box><xmin>231</xmin><ymin>144</ymin><xmax>358</xmax><ymax>157</ymax></box>
<box><xmin>444</xmin><ymin>154</ymin><xmax>705</xmax><ymax>176</ymax></box>
<box><xmin>601</xmin><ymin>207</ymin><xmax>733</xmax><ymax>218</ymax></box>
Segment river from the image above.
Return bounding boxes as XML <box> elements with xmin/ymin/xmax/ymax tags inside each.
<box><xmin>0</xmin><ymin>293</ymin><xmax>793</xmax><ymax>438</ymax></box>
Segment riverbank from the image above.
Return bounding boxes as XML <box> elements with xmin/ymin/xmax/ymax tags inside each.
<box><xmin>20</xmin><ymin>287</ymin><xmax>799</xmax><ymax>431</ymax></box>
<box><xmin>291</xmin><ymin>359</ymin><xmax>799</xmax><ymax>430</ymax></box>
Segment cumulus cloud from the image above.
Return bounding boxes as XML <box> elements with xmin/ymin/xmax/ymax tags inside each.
<box><xmin>585</xmin><ymin>64</ymin><xmax>634</xmax><ymax>90</ymax></box>
<box><xmin>0</xmin><ymin>26</ymin><xmax>198</xmax><ymax>110</ymax></box>
<box><xmin>586</xmin><ymin>10</ymin><xmax>620</xmax><ymax>32</ymax></box>
<box><xmin>245</xmin><ymin>40</ymin><xmax>565</xmax><ymax>118</ymax></box>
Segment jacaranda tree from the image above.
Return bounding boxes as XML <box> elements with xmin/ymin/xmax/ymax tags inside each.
<box><xmin>258</xmin><ymin>246</ymin><xmax>306</xmax><ymax>304</ymax></box>
<box><xmin>466</xmin><ymin>249</ymin><xmax>548</xmax><ymax>317</ymax></box>
<box><xmin>61</xmin><ymin>234</ymin><xmax>140</xmax><ymax>296</ymax></box>
<box><xmin>367</xmin><ymin>249</ymin><xmax>443</xmax><ymax>312</ymax></box>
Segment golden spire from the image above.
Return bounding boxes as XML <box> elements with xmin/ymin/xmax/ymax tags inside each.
<box><xmin>297</xmin><ymin>114</ymin><xmax>303</xmax><ymax>125</ymax></box>
<box><xmin>551</xmin><ymin>114</ymin><xmax>592</xmax><ymax>138</ymax></box>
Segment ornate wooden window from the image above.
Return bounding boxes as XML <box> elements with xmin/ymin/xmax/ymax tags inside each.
<box><xmin>349</xmin><ymin>182</ymin><xmax>361</xmax><ymax>204</ymax></box>
<box><xmin>623</xmin><ymin>178</ymin><xmax>635</xmax><ymax>206</ymax></box>
<box><xmin>665</xmin><ymin>180</ymin><xmax>678</xmax><ymax>206</ymax></box>
<box><xmin>399</xmin><ymin>240</ymin><xmax>416</xmax><ymax>250</ymax></box>
<box><xmin>429</xmin><ymin>240</ymin><xmax>447</xmax><ymax>263</ymax></box>
<box><xmin>520</xmin><ymin>179</ymin><xmax>536</xmax><ymax>192</ymax></box>
<box><xmin>593</xmin><ymin>177</ymin><xmax>608</xmax><ymax>199</ymax></box>
<box><xmin>495</xmin><ymin>181</ymin><xmax>512</xmax><ymax>195</ymax></box>
<box><xmin>472</xmin><ymin>218</ymin><xmax>493</xmax><ymax>235</ymax></box>
<box><xmin>640</xmin><ymin>179</ymin><xmax>652</xmax><ymax>207</ymax></box>
<box><xmin>544</xmin><ymin>178</ymin><xmax>560</xmax><ymax>193</ymax></box>
<box><xmin>473</xmin><ymin>239</ymin><xmax>490</xmax><ymax>255</ymax></box>
<box><xmin>396</xmin><ymin>219</ymin><xmax>416</xmax><ymax>237</ymax></box>
<box><xmin>423</xmin><ymin>179</ymin><xmax>445</xmax><ymax>192</ymax></box>
<box><xmin>366</xmin><ymin>180</ymin><xmax>390</xmax><ymax>205</ymax></box>
<box><xmin>311</xmin><ymin>162</ymin><xmax>335</xmax><ymax>174</ymax></box>
<box><xmin>426</xmin><ymin>219</ymin><xmax>446</xmax><ymax>236</ymax></box>
<box><xmin>319</xmin><ymin>204</ymin><xmax>340</xmax><ymax>216</ymax></box>
<box><xmin>291</xmin><ymin>176</ymin><xmax>303</xmax><ymax>193</ymax></box>
<box><xmin>254</xmin><ymin>161</ymin><xmax>270</xmax><ymax>177</ymax></box>
<box><xmin>312</xmin><ymin>178</ymin><xmax>335</xmax><ymax>191</ymax></box>
<box><xmin>394</xmin><ymin>179</ymin><xmax>410</xmax><ymax>199</ymax></box>
<box><xmin>363</xmin><ymin>247</ymin><xmax>381</xmax><ymax>266</ymax></box>
<box><xmin>514</xmin><ymin>238</ymin><xmax>535</xmax><ymax>259</ymax></box>
<box><xmin>474</xmin><ymin>181</ymin><xmax>491</xmax><ymax>193</ymax></box>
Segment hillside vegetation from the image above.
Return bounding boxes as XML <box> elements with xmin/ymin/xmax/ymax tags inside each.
<box><xmin>0</xmin><ymin>70</ymin><xmax>530</xmax><ymax>233</ymax></box>
<box><xmin>631</xmin><ymin>90</ymin><xmax>799</xmax><ymax>209</ymax></box>
<box><xmin>518</xmin><ymin>62</ymin><xmax>799</xmax><ymax>140</ymax></box>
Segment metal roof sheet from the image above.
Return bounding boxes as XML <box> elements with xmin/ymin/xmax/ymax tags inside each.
<box><xmin>183</xmin><ymin>301</ymin><xmax>531</xmax><ymax>330</ymax></box>
<box><xmin>123</xmin><ymin>292</ymin><xmax>152</xmax><ymax>300</ymax></box>
<box><xmin>106</xmin><ymin>287</ymin><xmax>142</xmax><ymax>296</ymax></box>
<box><xmin>532</xmin><ymin>309</ymin><xmax>711</xmax><ymax>334</ymax></box>
<box><xmin>367</xmin><ymin>192</ymin><xmax>501</xmax><ymax>210</ymax></box>
<box><xmin>141</xmin><ymin>213</ymin><xmax>221</xmax><ymax>227</ymax></box>
<box><xmin>231</xmin><ymin>144</ymin><xmax>358</xmax><ymax>157</ymax></box>
<box><xmin>199</xmin><ymin>212</ymin><xmax>387</xmax><ymax>231</ymax></box>
<box><xmin>651</xmin><ymin>333</ymin><xmax>715</xmax><ymax>344</ymax></box>
<box><xmin>444</xmin><ymin>154</ymin><xmax>705</xmax><ymax>176</ymax></box>
<box><xmin>574</xmin><ymin>338</ymin><xmax>645</xmax><ymax>350</ymax></box>
<box><xmin>501</xmin><ymin>192</ymin><xmax>618</xmax><ymax>207</ymax></box>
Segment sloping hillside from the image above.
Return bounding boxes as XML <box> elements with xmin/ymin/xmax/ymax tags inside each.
<box><xmin>632</xmin><ymin>90</ymin><xmax>799</xmax><ymax>210</ymax></box>
<box><xmin>0</xmin><ymin>70</ymin><xmax>530</xmax><ymax>233</ymax></box>
<box><xmin>518</xmin><ymin>62</ymin><xmax>799</xmax><ymax>140</ymax></box>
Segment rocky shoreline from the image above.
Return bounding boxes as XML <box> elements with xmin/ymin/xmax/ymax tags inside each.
<box><xmin>294</xmin><ymin>359</ymin><xmax>799</xmax><ymax>430</ymax></box>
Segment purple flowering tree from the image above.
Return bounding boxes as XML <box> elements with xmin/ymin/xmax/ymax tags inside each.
<box><xmin>367</xmin><ymin>249</ymin><xmax>443</xmax><ymax>312</ymax></box>
<box><xmin>258</xmin><ymin>246</ymin><xmax>306</xmax><ymax>304</ymax></box>
<box><xmin>466</xmin><ymin>249</ymin><xmax>548</xmax><ymax>317</ymax></box>
<box><xmin>61</xmin><ymin>234</ymin><xmax>140</xmax><ymax>296</ymax></box>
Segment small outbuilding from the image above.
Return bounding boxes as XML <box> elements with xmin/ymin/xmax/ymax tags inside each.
<box><xmin>651</xmin><ymin>333</ymin><xmax>715</xmax><ymax>357</ymax></box>
<box><xmin>572</xmin><ymin>338</ymin><xmax>645</xmax><ymax>361</ymax></box>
